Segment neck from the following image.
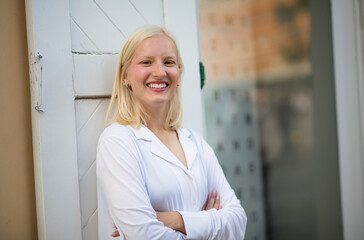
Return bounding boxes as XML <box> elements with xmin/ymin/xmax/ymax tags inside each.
<box><xmin>145</xmin><ymin>105</ymin><xmax>169</xmax><ymax>132</ymax></box>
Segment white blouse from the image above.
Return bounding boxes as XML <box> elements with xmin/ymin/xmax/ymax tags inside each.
<box><xmin>96</xmin><ymin>123</ymin><xmax>247</xmax><ymax>240</ymax></box>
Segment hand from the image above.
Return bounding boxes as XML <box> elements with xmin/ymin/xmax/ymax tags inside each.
<box><xmin>202</xmin><ymin>190</ymin><xmax>222</xmax><ymax>211</ymax></box>
<box><xmin>111</xmin><ymin>224</ymin><xmax>120</xmax><ymax>237</ymax></box>
<box><xmin>111</xmin><ymin>212</ymin><xmax>186</xmax><ymax>237</ymax></box>
<box><xmin>156</xmin><ymin>211</ymin><xmax>186</xmax><ymax>234</ymax></box>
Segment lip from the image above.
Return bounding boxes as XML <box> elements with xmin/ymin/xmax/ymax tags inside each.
<box><xmin>146</xmin><ymin>81</ymin><xmax>169</xmax><ymax>85</ymax></box>
<box><xmin>146</xmin><ymin>81</ymin><xmax>169</xmax><ymax>92</ymax></box>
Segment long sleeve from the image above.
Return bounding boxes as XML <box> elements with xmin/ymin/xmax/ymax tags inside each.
<box><xmin>178</xmin><ymin>132</ymin><xmax>247</xmax><ymax>240</ymax></box>
<box><xmin>96</xmin><ymin>127</ymin><xmax>185</xmax><ymax>240</ymax></box>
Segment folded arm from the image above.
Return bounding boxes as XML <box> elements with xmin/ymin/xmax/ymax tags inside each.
<box><xmin>111</xmin><ymin>189</ymin><xmax>222</xmax><ymax>237</ymax></box>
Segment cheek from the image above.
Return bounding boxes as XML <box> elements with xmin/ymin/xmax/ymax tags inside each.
<box><xmin>129</xmin><ymin>68</ymin><xmax>147</xmax><ymax>84</ymax></box>
<box><xmin>170</xmin><ymin>69</ymin><xmax>180</xmax><ymax>82</ymax></box>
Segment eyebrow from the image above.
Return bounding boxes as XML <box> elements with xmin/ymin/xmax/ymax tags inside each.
<box><xmin>138</xmin><ymin>55</ymin><xmax>177</xmax><ymax>59</ymax></box>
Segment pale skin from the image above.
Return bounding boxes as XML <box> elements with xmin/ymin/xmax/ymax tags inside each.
<box><xmin>111</xmin><ymin>35</ymin><xmax>222</xmax><ymax>237</ymax></box>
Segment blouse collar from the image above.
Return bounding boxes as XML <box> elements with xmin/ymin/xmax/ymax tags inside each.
<box><xmin>129</xmin><ymin>125</ymin><xmax>196</xmax><ymax>171</ymax></box>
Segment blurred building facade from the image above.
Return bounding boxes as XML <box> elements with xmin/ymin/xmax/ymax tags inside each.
<box><xmin>199</xmin><ymin>0</ymin><xmax>310</xmax><ymax>82</ymax></box>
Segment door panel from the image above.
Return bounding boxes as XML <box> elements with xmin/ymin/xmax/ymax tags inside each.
<box><xmin>70</xmin><ymin>0</ymin><xmax>164</xmax><ymax>53</ymax></box>
<box><xmin>75</xmin><ymin>99</ymin><xmax>109</xmax><ymax>238</ymax></box>
<box><xmin>70</xmin><ymin>0</ymin><xmax>124</xmax><ymax>52</ymax></box>
<box><xmin>73</xmin><ymin>55</ymin><xmax>118</xmax><ymax>97</ymax></box>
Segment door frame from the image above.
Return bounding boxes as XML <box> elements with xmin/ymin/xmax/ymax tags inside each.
<box><xmin>331</xmin><ymin>0</ymin><xmax>364</xmax><ymax>239</ymax></box>
<box><xmin>25</xmin><ymin>0</ymin><xmax>82</xmax><ymax>239</ymax></box>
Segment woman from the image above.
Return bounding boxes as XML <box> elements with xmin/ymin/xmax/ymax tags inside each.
<box><xmin>96</xmin><ymin>25</ymin><xmax>247</xmax><ymax>239</ymax></box>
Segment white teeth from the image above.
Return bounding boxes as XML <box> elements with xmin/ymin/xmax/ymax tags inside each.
<box><xmin>148</xmin><ymin>83</ymin><xmax>167</xmax><ymax>88</ymax></box>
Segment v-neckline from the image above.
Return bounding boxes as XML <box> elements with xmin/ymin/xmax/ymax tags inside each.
<box><xmin>143</xmin><ymin>125</ymin><xmax>190</xmax><ymax>170</ymax></box>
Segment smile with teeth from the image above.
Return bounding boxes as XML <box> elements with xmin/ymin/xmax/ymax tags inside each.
<box><xmin>147</xmin><ymin>83</ymin><xmax>168</xmax><ymax>89</ymax></box>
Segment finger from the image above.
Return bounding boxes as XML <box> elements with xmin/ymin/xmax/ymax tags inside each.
<box><xmin>202</xmin><ymin>194</ymin><xmax>209</xmax><ymax>210</ymax></box>
<box><xmin>111</xmin><ymin>230</ymin><xmax>120</xmax><ymax>237</ymax></box>
<box><xmin>219</xmin><ymin>205</ymin><xmax>223</xmax><ymax>210</ymax></box>
<box><xmin>213</xmin><ymin>194</ymin><xmax>220</xmax><ymax>210</ymax></box>
<box><xmin>206</xmin><ymin>190</ymin><xmax>217</xmax><ymax>210</ymax></box>
<box><xmin>113</xmin><ymin>224</ymin><xmax>117</xmax><ymax>229</ymax></box>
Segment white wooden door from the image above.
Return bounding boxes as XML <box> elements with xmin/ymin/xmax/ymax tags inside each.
<box><xmin>25</xmin><ymin>1</ymin><xmax>203</xmax><ymax>239</ymax></box>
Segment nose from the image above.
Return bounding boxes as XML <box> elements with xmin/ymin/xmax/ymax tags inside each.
<box><xmin>152</xmin><ymin>62</ymin><xmax>167</xmax><ymax>78</ymax></box>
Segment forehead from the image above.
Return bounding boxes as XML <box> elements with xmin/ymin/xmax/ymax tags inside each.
<box><xmin>133</xmin><ymin>35</ymin><xmax>177</xmax><ymax>57</ymax></box>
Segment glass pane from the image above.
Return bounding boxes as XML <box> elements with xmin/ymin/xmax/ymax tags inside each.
<box><xmin>198</xmin><ymin>0</ymin><xmax>342</xmax><ymax>239</ymax></box>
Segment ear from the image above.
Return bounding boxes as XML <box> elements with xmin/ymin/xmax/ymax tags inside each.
<box><xmin>120</xmin><ymin>68</ymin><xmax>127</xmax><ymax>82</ymax></box>
<box><xmin>124</xmin><ymin>76</ymin><xmax>131</xmax><ymax>85</ymax></box>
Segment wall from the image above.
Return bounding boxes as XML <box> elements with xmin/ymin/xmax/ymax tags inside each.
<box><xmin>0</xmin><ymin>0</ymin><xmax>38</xmax><ymax>239</ymax></box>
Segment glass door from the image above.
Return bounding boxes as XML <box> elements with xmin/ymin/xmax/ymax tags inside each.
<box><xmin>198</xmin><ymin>0</ymin><xmax>343</xmax><ymax>239</ymax></box>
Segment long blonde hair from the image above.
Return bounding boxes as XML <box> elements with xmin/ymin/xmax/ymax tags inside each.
<box><xmin>106</xmin><ymin>25</ymin><xmax>184</xmax><ymax>129</ymax></box>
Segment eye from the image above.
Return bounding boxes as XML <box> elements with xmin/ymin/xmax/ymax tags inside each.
<box><xmin>140</xmin><ymin>60</ymin><xmax>152</xmax><ymax>65</ymax></box>
<box><xmin>164</xmin><ymin>60</ymin><xmax>176</xmax><ymax>66</ymax></box>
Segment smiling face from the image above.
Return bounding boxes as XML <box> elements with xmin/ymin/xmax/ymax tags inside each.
<box><xmin>125</xmin><ymin>35</ymin><xmax>181</xmax><ymax>113</ymax></box>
